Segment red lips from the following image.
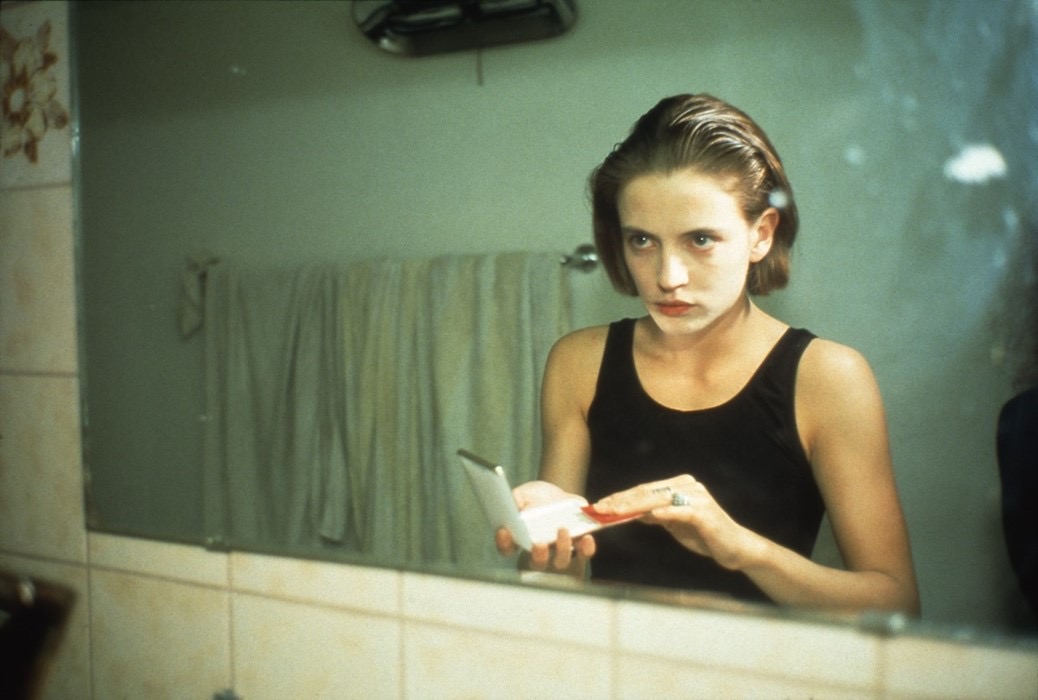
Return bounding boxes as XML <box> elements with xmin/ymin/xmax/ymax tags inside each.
<box><xmin>655</xmin><ymin>302</ymin><xmax>694</xmax><ymax>317</ymax></box>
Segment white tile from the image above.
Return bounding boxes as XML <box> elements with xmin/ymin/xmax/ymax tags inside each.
<box><xmin>881</xmin><ymin>634</ymin><xmax>1038</xmax><ymax>700</ymax></box>
<box><xmin>90</xmin><ymin>567</ymin><xmax>232</xmax><ymax>698</ymax></box>
<box><xmin>404</xmin><ymin>621</ymin><xmax>612</xmax><ymax>700</ymax></box>
<box><xmin>89</xmin><ymin>532</ymin><xmax>228</xmax><ymax>587</ymax></box>
<box><xmin>0</xmin><ymin>1</ymin><xmax>72</xmax><ymax>189</ymax></box>
<box><xmin>403</xmin><ymin>571</ymin><xmax>613</xmax><ymax>648</ymax></box>
<box><xmin>616</xmin><ymin>600</ymin><xmax>880</xmax><ymax>690</ymax></box>
<box><xmin>231</xmin><ymin>551</ymin><xmax>399</xmax><ymax>616</ymax></box>
<box><xmin>232</xmin><ymin>592</ymin><xmax>401</xmax><ymax>700</ymax></box>
<box><xmin>616</xmin><ymin>652</ymin><xmax>876</xmax><ymax>700</ymax></box>
<box><xmin>0</xmin><ymin>374</ymin><xmax>86</xmax><ymax>562</ymax></box>
<box><xmin>0</xmin><ymin>187</ymin><xmax>77</xmax><ymax>373</ymax></box>
<box><xmin>0</xmin><ymin>553</ymin><xmax>90</xmax><ymax>700</ymax></box>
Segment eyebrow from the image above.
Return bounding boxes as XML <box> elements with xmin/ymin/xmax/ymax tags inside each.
<box><xmin>620</xmin><ymin>225</ymin><xmax>719</xmax><ymax>238</ymax></box>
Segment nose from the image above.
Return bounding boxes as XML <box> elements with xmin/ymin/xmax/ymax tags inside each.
<box><xmin>657</xmin><ymin>249</ymin><xmax>689</xmax><ymax>291</ymax></box>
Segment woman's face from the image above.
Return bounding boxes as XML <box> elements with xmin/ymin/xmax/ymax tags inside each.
<box><xmin>617</xmin><ymin>168</ymin><xmax>775</xmax><ymax>337</ymax></box>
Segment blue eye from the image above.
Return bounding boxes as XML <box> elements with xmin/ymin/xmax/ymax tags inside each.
<box><xmin>691</xmin><ymin>233</ymin><xmax>713</xmax><ymax>248</ymax></box>
<box><xmin>627</xmin><ymin>233</ymin><xmax>653</xmax><ymax>249</ymax></box>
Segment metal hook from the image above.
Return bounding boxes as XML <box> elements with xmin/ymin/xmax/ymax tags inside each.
<box><xmin>560</xmin><ymin>244</ymin><xmax>598</xmax><ymax>272</ymax></box>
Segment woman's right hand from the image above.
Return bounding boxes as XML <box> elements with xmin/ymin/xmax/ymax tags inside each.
<box><xmin>495</xmin><ymin>480</ymin><xmax>597</xmax><ymax>574</ymax></box>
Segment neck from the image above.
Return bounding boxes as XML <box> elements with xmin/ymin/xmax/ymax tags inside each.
<box><xmin>646</xmin><ymin>295</ymin><xmax>761</xmax><ymax>355</ymax></box>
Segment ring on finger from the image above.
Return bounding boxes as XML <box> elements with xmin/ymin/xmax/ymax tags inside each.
<box><xmin>671</xmin><ymin>492</ymin><xmax>691</xmax><ymax>507</ymax></box>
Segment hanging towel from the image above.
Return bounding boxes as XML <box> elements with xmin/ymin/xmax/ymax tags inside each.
<box><xmin>202</xmin><ymin>251</ymin><xmax>573</xmax><ymax>569</ymax></box>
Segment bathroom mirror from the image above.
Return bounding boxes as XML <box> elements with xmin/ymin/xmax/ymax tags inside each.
<box><xmin>74</xmin><ymin>0</ymin><xmax>1037</xmax><ymax>638</ymax></box>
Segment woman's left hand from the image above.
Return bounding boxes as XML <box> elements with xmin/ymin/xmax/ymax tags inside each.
<box><xmin>592</xmin><ymin>476</ymin><xmax>763</xmax><ymax>571</ymax></box>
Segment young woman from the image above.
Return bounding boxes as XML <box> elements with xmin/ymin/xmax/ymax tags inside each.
<box><xmin>498</xmin><ymin>94</ymin><xmax>920</xmax><ymax>615</ymax></box>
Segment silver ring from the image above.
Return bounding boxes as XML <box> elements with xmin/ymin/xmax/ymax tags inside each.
<box><xmin>671</xmin><ymin>492</ymin><xmax>691</xmax><ymax>507</ymax></box>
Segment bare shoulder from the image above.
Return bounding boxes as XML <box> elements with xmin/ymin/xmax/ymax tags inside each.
<box><xmin>799</xmin><ymin>337</ymin><xmax>878</xmax><ymax>392</ymax></box>
<box><xmin>543</xmin><ymin>325</ymin><xmax>611</xmax><ymax>408</ymax></box>
<box><xmin>549</xmin><ymin>324</ymin><xmax>610</xmax><ymax>362</ymax></box>
<box><xmin>796</xmin><ymin>337</ymin><xmax>886</xmax><ymax>449</ymax></box>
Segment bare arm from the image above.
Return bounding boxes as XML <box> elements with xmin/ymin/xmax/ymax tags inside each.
<box><xmin>498</xmin><ymin>327</ymin><xmax>605</xmax><ymax>571</ymax></box>
<box><xmin>537</xmin><ymin>327</ymin><xmax>604</xmax><ymax>492</ymax></box>
<box><xmin>739</xmin><ymin>340</ymin><xmax>919</xmax><ymax>614</ymax></box>
<box><xmin>716</xmin><ymin>341</ymin><xmax>918</xmax><ymax>613</ymax></box>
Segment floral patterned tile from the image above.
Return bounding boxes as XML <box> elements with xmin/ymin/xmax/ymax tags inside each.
<box><xmin>0</xmin><ymin>0</ymin><xmax>71</xmax><ymax>189</ymax></box>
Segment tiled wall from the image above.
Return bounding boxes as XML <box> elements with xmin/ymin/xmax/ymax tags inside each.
<box><xmin>1</xmin><ymin>2</ymin><xmax>1035</xmax><ymax>698</ymax></box>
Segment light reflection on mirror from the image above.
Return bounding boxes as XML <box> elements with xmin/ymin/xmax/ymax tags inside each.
<box><xmin>74</xmin><ymin>0</ymin><xmax>1037</xmax><ymax>637</ymax></box>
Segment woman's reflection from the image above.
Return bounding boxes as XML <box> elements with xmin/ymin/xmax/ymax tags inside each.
<box><xmin>498</xmin><ymin>93</ymin><xmax>920</xmax><ymax>615</ymax></box>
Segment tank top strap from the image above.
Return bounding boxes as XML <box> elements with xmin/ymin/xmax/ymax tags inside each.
<box><xmin>595</xmin><ymin>318</ymin><xmax>639</xmax><ymax>398</ymax></box>
<box><xmin>744</xmin><ymin>327</ymin><xmax>816</xmax><ymax>465</ymax></box>
<box><xmin>757</xmin><ymin>327</ymin><xmax>816</xmax><ymax>388</ymax></box>
<box><xmin>750</xmin><ymin>327</ymin><xmax>816</xmax><ymax>405</ymax></box>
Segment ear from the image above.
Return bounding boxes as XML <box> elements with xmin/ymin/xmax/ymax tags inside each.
<box><xmin>750</xmin><ymin>208</ymin><xmax>778</xmax><ymax>263</ymax></box>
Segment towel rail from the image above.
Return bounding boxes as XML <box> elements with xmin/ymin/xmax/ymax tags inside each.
<box><xmin>560</xmin><ymin>244</ymin><xmax>598</xmax><ymax>272</ymax></box>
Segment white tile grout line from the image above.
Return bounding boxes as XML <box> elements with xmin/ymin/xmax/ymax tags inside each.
<box><xmin>398</xmin><ymin>571</ymin><xmax>407</xmax><ymax>700</ymax></box>
<box><xmin>0</xmin><ymin>179</ymin><xmax>74</xmax><ymax>194</ymax></box>
<box><xmin>0</xmin><ymin>369</ymin><xmax>78</xmax><ymax>378</ymax></box>
<box><xmin>609</xmin><ymin>599</ymin><xmax>620</xmax><ymax>700</ymax></box>
<box><xmin>227</xmin><ymin>566</ymin><xmax>237</xmax><ymax>697</ymax></box>
<box><xmin>84</xmin><ymin>532</ymin><xmax>97</xmax><ymax>700</ymax></box>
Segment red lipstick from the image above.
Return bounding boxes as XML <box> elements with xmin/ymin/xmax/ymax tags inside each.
<box><xmin>656</xmin><ymin>302</ymin><xmax>693</xmax><ymax>317</ymax></box>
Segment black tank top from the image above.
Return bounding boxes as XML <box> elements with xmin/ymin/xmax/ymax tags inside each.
<box><xmin>586</xmin><ymin>318</ymin><xmax>824</xmax><ymax>602</ymax></box>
